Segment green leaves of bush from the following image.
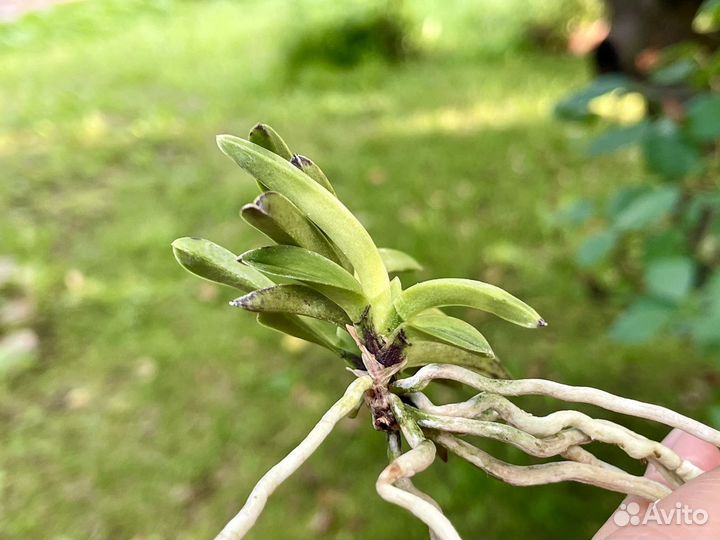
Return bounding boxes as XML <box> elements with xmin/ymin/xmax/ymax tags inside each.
<box><xmin>557</xmin><ymin>51</ymin><xmax>720</xmax><ymax>353</ymax></box>
<box><xmin>173</xmin><ymin>124</ymin><xmax>546</xmax><ymax>378</ymax></box>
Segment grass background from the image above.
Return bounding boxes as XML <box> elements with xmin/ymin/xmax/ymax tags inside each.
<box><xmin>1</xmin><ymin>0</ymin><xmax>718</xmax><ymax>538</ymax></box>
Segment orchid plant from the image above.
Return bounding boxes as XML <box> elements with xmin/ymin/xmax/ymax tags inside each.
<box><xmin>172</xmin><ymin>124</ymin><xmax>720</xmax><ymax>540</ymax></box>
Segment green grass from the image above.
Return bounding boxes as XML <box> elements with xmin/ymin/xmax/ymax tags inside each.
<box><xmin>1</xmin><ymin>1</ymin><xmax>717</xmax><ymax>538</ymax></box>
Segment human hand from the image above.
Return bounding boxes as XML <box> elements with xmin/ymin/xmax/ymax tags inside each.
<box><xmin>594</xmin><ymin>429</ymin><xmax>720</xmax><ymax>539</ymax></box>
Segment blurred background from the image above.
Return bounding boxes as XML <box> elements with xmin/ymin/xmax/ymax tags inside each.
<box><xmin>1</xmin><ymin>0</ymin><xmax>719</xmax><ymax>538</ymax></box>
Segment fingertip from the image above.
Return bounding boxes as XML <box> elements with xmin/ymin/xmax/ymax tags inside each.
<box><xmin>662</xmin><ymin>429</ymin><xmax>720</xmax><ymax>472</ymax></box>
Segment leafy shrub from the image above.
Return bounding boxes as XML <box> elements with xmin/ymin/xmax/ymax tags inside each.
<box><xmin>555</xmin><ymin>2</ymin><xmax>720</xmax><ymax>355</ymax></box>
<box><xmin>284</xmin><ymin>1</ymin><xmax>416</xmax><ymax>70</ymax></box>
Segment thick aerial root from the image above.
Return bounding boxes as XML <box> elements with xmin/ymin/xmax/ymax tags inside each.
<box><xmin>388</xmin><ymin>433</ymin><xmax>443</xmax><ymax>540</ymax></box>
<box><xmin>376</xmin><ymin>395</ymin><xmax>462</xmax><ymax>540</ymax></box>
<box><xmin>411</xmin><ymin>409</ymin><xmax>591</xmax><ymax>458</ymax></box>
<box><xmin>377</xmin><ymin>440</ymin><xmax>461</xmax><ymax>540</ymax></box>
<box><xmin>215</xmin><ymin>376</ymin><xmax>372</xmax><ymax>540</ymax></box>
<box><xmin>430</xmin><ymin>431</ymin><xmax>672</xmax><ymax>501</ymax></box>
<box><xmin>393</xmin><ymin>364</ymin><xmax>720</xmax><ymax>447</ymax></box>
<box><xmin>409</xmin><ymin>392</ymin><xmax>702</xmax><ymax>482</ymax></box>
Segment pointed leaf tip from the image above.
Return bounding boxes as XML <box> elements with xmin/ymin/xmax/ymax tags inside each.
<box><xmin>538</xmin><ymin>319</ymin><xmax>548</xmax><ymax>328</ymax></box>
<box><xmin>231</xmin><ymin>284</ymin><xmax>351</xmax><ymax>326</ymax></box>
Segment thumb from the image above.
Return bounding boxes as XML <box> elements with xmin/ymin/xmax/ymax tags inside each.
<box><xmin>595</xmin><ymin>429</ymin><xmax>720</xmax><ymax>540</ymax></box>
<box><xmin>603</xmin><ymin>467</ymin><xmax>720</xmax><ymax>539</ymax></box>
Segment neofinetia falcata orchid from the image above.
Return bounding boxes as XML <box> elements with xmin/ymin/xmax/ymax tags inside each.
<box><xmin>172</xmin><ymin>124</ymin><xmax>720</xmax><ymax>540</ymax></box>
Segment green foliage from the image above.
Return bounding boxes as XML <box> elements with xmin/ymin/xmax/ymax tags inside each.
<box><xmin>171</xmin><ymin>237</ymin><xmax>273</xmax><ymax>291</ymax></box>
<box><xmin>239</xmin><ymin>245</ymin><xmax>363</xmax><ymax>294</ymax></box>
<box><xmin>175</xmin><ymin>125</ymin><xmax>545</xmax><ymax>378</ymax></box>
<box><xmin>284</xmin><ymin>1</ymin><xmax>416</xmax><ymax>70</ymax></box>
<box><xmin>404</xmin><ymin>313</ymin><xmax>494</xmax><ymax>356</ymax></box>
<box><xmin>232</xmin><ymin>285</ymin><xmax>352</xmax><ymax>326</ymax></box>
<box><xmin>556</xmin><ymin>10</ymin><xmax>720</xmax><ymax>355</ymax></box>
<box><xmin>393</xmin><ymin>278</ymin><xmax>545</xmax><ymax>328</ymax></box>
<box><xmin>378</xmin><ymin>247</ymin><xmax>423</xmax><ymax>273</ymax></box>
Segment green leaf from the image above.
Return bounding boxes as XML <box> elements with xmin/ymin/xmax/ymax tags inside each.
<box><xmin>231</xmin><ymin>284</ymin><xmax>351</xmax><ymax>326</ymax></box>
<box><xmin>256</xmin><ymin>312</ymin><xmax>340</xmax><ymax>352</ymax></box>
<box><xmin>643</xmin><ymin>121</ymin><xmax>703</xmax><ymax>178</ymax></box>
<box><xmin>556</xmin><ymin>199</ymin><xmax>594</xmax><ymax>226</ymax></box>
<box><xmin>554</xmin><ymin>75</ymin><xmax>631</xmax><ymax>122</ymax></box>
<box><xmin>241</xmin><ymin>191</ymin><xmax>341</xmax><ymax>263</ymax></box>
<box><xmin>239</xmin><ymin>245</ymin><xmax>363</xmax><ymax>294</ymax></box>
<box><xmin>405</xmin><ymin>313</ymin><xmax>494</xmax><ymax>356</ymax></box>
<box><xmin>404</xmin><ymin>341</ymin><xmax>510</xmax><ymax>379</ymax></box>
<box><xmin>694</xmin><ymin>0</ymin><xmax>720</xmax><ymax>33</ymax></box>
<box><xmin>686</xmin><ymin>94</ymin><xmax>720</xmax><ymax>142</ymax></box>
<box><xmin>248</xmin><ymin>123</ymin><xmax>293</xmax><ymax>160</ymax></box>
<box><xmin>577</xmin><ymin>230</ymin><xmax>616</xmax><ymax>268</ymax></box>
<box><xmin>171</xmin><ymin>237</ymin><xmax>273</xmax><ymax>291</ymax></box>
<box><xmin>290</xmin><ymin>154</ymin><xmax>336</xmax><ymax>195</ymax></box>
<box><xmin>394</xmin><ymin>278</ymin><xmax>545</xmax><ymax>328</ymax></box>
<box><xmin>613</xmin><ymin>187</ymin><xmax>680</xmax><ymax>231</ymax></box>
<box><xmin>609</xmin><ymin>297</ymin><xmax>675</xmax><ymax>344</ymax></box>
<box><xmin>650</xmin><ymin>59</ymin><xmax>697</xmax><ymax>86</ymax></box>
<box><xmin>607</xmin><ymin>186</ymin><xmax>648</xmax><ymax>219</ymax></box>
<box><xmin>379</xmin><ymin>248</ymin><xmax>422</xmax><ymax>273</ymax></box>
<box><xmin>645</xmin><ymin>257</ymin><xmax>695</xmax><ymax>303</ymax></box>
<box><xmin>587</xmin><ymin>122</ymin><xmax>649</xmax><ymax>156</ymax></box>
<box><xmin>389</xmin><ymin>276</ymin><xmax>403</xmax><ymax>301</ymax></box>
<box><xmin>643</xmin><ymin>230</ymin><xmax>686</xmax><ymax>262</ymax></box>
<box><xmin>217</xmin><ymin>135</ymin><xmax>391</xmax><ymax>328</ymax></box>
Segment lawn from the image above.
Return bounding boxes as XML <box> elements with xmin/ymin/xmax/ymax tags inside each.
<box><xmin>1</xmin><ymin>1</ymin><xmax>718</xmax><ymax>538</ymax></box>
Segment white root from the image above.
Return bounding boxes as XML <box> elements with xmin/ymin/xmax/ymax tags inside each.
<box><xmin>215</xmin><ymin>376</ymin><xmax>372</xmax><ymax>540</ymax></box>
<box><xmin>376</xmin><ymin>395</ymin><xmax>462</xmax><ymax>540</ymax></box>
<box><xmin>430</xmin><ymin>431</ymin><xmax>672</xmax><ymax>501</ymax></box>
<box><xmin>411</xmin><ymin>410</ymin><xmax>591</xmax><ymax>458</ymax></box>
<box><xmin>388</xmin><ymin>432</ymin><xmax>443</xmax><ymax>540</ymax></box>
<box><xmin>411</xmin><ymin>393</ymin><xmax>629</xmax><ymax>473</ymax></box>
<box><xmin>394</xmin><ymin>364</ymin><xmax>720</xmax><ymax>447</ymax></box>
<box><xmin>559</xmin><ymin>445</ymin><xmax>624</xmax><ymax>472</ymax></box>
<box><xmin>410</xmin><ymin>392</ymin><xmax>703</xmax><ymax>482</ymax></box>
<box><xmin>378</xmin><ymin>440</ymin><xmax>461</xmax><ymax>540</ymax></box>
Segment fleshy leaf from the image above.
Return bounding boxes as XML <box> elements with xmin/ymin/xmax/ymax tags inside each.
<box><xmin>404</xmin><ymin>340</ymin><xmax>510</xmax><ymax>379</ymax></box>
<box><xmin>172</xmin><ymin>237</ymin><xmax>273</xmax><ymax>291</ymax></box>
<box><xmin>232</xmin><ymin>284</ymin><xmax>351</xmax><ymax>326</ymax></box>
<box><xmin>394</xmin><ymin>278</ymin><xmax>545</xmax><ymax>329</ymax></box>
<box><xmin>405</xmin><ymin>313</ymin><xmax>494</xmax><ymax>356</ymax></box>
<box><xmin>248</xmin><ymin>123</ymin><xmax>293</xmax><ymax>160</ymax></box>
<box><xmin>379</xmin><ymin>248</ymin><xmax>422</xmax><ymax>273</ymax></box>
<box><xmin>241</xmin><ymin>191</ymin><xmax>341</xmax><ymax>263</ymax></box>
<box><xmin>239</xmin><ymin>245</ymin><xmax>363</xmax><ymax>294</ymax></box>
<box><xmin>290</xmin><ymin>154</ymin><xmax>336</xmax><ymax>195</ymax></box>
<box><xmin>217</xmin><ymin>135</ymin><xmax>391</xmax><ymax>328</ymax></box>
<box><xmin>389</xmin><ymin>276</ymin><xmax>403</xmax><ymax>301</ymax></box>
<box><xmin>256</xmin><ymin>313</ymin><xmax>337</xmax><ymax>351</ymax></box>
